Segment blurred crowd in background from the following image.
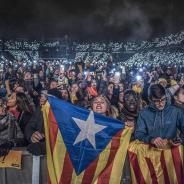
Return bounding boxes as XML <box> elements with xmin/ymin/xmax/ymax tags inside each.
<box><xmin>0</xmin><ymin>35</ymin><xmax>184</xmax><ymax>156</ymax></box>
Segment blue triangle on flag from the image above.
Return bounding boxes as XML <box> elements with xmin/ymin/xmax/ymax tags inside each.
<box><xmin>48</xmin><ymin>96</ymin><xmax>124</xmax><ymax>175</ymax></box>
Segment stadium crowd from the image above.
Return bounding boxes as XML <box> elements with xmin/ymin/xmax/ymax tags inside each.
<box><xmin>0</xmin><ymin>57</ymin><xmax>184</xmax><ymax>156</ymax></box>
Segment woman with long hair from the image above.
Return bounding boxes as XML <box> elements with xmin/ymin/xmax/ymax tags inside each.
<box><xmin>91</xmin><ymin>95</ymin><xmax>119</xmax><ymax>118</ymax></box>
<box><xmin>7</xmin><ymin>92</ymin><xmax>33</xmax><ymax>133</ymax></box>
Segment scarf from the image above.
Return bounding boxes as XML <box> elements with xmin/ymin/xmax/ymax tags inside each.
<box><xmin>120</xmin><ymin>107</ymin><xmax>138</xmax><ymax>122</ymax></box>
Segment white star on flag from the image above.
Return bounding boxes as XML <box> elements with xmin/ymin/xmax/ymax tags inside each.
<box><xmin>72</xmin><ymin>111</ymin><xmax>107</xmax><ymax>149</ymax></box>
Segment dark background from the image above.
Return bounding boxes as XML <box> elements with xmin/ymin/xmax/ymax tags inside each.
<box><xmin>0</xmin><ymin>0</ymin><xmax>184</xmax><ymax>41</ymax></box>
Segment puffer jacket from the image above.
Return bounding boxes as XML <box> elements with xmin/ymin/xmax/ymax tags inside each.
<box><xmin>134</xmin><ymin>99</ymin><xmax>184</xmax><ymax>144</ymax></box>
<box><xmin>0</xmin><ymin>112</ymin><xmax>25</xmax><ymax>146</ymax></box>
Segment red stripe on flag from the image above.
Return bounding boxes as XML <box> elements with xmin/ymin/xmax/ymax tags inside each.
<box><xmin>171</xmin><ymin>146</ymin><xmax>184</xmax><ymax>184</ymax></box>
<box><xmin>82</xmin><ymin>157</ymin><xmax>99</xmax><ymax>184</ymax></box>
<box><xmin>128</xmin><ymin>151</ymin><xmax>146</xmax><ymax>184</ymax></box>
<box><xmin>48</xmin><ymin>109</ymin><xmax>59</xmax><ymax>153</ymax></box>
<box><xmin>48</xmin><ymin>171</ymin><xmax>51</xmax><ymax>184</ymax></box>
<box><xmin>97</xmin><ymin>130</ymin><xmax>122</xmax><ymax>184</ymax></box>
<box><xmin>160</xmin><ymin>151</ymin><xmax>170</xmax><ymax>184</ymax></box>
<box><xmin>59</xmin><ymin>152</ymin><xmax>73</xmax><ymax>184</ymax></box>
<box><xmin>145</xmin><ymin>157</ymin><xmax>158</xmax><ymax>184</ymax></box>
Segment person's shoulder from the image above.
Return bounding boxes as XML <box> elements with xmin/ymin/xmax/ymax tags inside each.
<box><xmin>170</xmin><ymin>105</ymin><xmax>184</xmax><ymax>113</ymax></box>
<box><xmin>139</xmin><ymin>106</ymin><xmax>150</xmax><ymax>114</ymax></box>
<box><xmin>35</xmin><ymin>106</ymin><xmax>42</xmax><ymax>112</ymax></box>
<box><xmin>169</xmin><ymin>104</ymin><xmax>180</xmax><ymax>110</ymax></box>
<box><xmin>7</xmin><ymin>112</ymin><xmax>17</xmax><ymax>121</ymax></box>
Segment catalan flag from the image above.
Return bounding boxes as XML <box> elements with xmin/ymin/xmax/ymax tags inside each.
<box><xmin>42</xmin><ymin>96</ymin><xmax>132</xmax><ymax>184</ymax></box>
<box><xmin>128</xmin><ymin>140</ymin><xmax>184</xmax><ymax>184</ymax></box>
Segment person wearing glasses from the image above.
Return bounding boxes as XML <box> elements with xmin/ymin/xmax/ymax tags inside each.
<box><xmin>134</xmin><ymin>84</ymin><xmax>184</xmax><ymax>149</ymax></box>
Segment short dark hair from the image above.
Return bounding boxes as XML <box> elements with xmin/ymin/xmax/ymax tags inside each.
<box><xmin>149</xmin><ymin>84</ymin><xmax>166</xmax><ymax>99</ymax></box>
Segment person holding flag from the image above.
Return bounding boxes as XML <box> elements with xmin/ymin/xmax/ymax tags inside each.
<box><xmin>42</xmin><ymin>94</ymin><xmax>133</xmax><ymax>184</ymax></box>
<box><xmin>129</xmin><ymin>84</ymin><xmax>184</xmax><ymax>183</ymax></box>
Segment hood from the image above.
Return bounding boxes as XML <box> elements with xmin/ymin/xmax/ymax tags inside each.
<box><xmin>148</xmin><ymin>98</ymin><xmax>171</xmax><ymax>112</ymax></box>
<box><xmin>147</xmin><ymin>92</ymin><xmax>172</xmax><ymax>133</ymax></box>
<box><xmin>148</xmin><ymin>87</ymin><xmax>171</xmax><ymax>112</ymax></box>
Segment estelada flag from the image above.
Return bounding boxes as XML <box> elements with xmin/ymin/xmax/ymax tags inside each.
<box><xmin>128</xmin><ymin>140</ymin><xmax>184</xmax><ymax>184</ymax></box>
<box><xmin>42</xmin><ymin>96</ymin><xmax>132</xmax><ymax>184</ymax></box>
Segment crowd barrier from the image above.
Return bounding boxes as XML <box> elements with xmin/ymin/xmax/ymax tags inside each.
<box><xmin>0</xmin><ymin>148</ymin><xmax>131</xmax><ymax>184</ymax></box>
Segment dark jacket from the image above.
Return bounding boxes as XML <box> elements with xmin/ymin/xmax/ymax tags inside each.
<box><xmin>134</xmin><ymin>100</ymin><xmax>184</xmax><ymax>144</ymax></box>
<box><xmin>97</xmin><ymin>79</ymin><xmax>108</xmax><ymax>95</ymax></box>
<box><xmin>24</xmin><ymin>106</ymin><xmax>44</xmax><ymax>143</ymax></box>
<box><xmin>0</xmin><ymin>112</ymin><xmax>25</xmax><ymax>146</ymax></box>
<box><xmin>18</xmin><ymin>111</ymin><xmax>33</xmax><ymax>134</ymax></box>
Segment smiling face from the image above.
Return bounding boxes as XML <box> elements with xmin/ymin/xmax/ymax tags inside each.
<box><xmin>92</xmin><ymin>96</ymin><xmax>108</xmax><ymax>115</ymax></box>
<box><xmin>124</xmin><ymin>93</ymin><xmax>138</xmax><ymax>112</ymax></box>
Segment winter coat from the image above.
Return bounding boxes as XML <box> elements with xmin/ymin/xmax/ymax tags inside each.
<box><xmin>134</xmin><ymin>100</ymin><xmax>184</xmax><ymax>144</ymax></box>
<box><xmin>0</xmin><ymin>112</ymin><xmax>25</xmax><ymax>146</ymax></box>
<box><xmin>24</xmin><ymin>106</ymin><xmax>44</xmax><ymax>143</ymax></box>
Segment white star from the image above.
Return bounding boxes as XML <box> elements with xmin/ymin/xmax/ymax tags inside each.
<box><xmin>72</xmin><ymin>111</ymin><xmax>107</xmax><ymax>149</ymax></box>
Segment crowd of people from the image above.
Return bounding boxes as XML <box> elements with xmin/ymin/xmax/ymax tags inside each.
<box><xmin>0</xmin><ymin>57</ymin><xmax>184</xmax><ymax>157</ymax></box>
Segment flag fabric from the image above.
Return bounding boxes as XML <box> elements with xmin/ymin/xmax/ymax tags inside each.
<box><xmin>42</xmin><ymin>96</ymin><xmax>133</xmax><ymax>184</ymax></box>
<box><xmin>128</xmin><ymin>140</ymin><xmax>184</xmax><ymax>184</ymax></box>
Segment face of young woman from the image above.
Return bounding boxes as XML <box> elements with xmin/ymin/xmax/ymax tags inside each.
<box><xmin>50</xmin><ymin>81</ymin><xmax>58</xmax><ymax>89</ymax></box>
<box><xmin>71</xmin><ymin>84</ymin><xmax>79</xmax><ymax>93</ymax></box>
<box><xmin>61</xmin><ymin>90</ymin><xmax>69</xmax><ymax>100</ymax></box>
<box><xmin>92</xmin><ymin>97</ymin><xmax>108</xmax><ymax>115</ymax></box>
<box><xmin>7</xmin><ymin>93</ymin><xmax>17</xmax><ymax>108</ymax></box>
<box><xmin>119</xmin><ymin>92</ymin><xmax>124</xmax><ymax>103</ymax></box>
<box><xmin>40</xmin><ymin>94</ymin><xmax>47</xmax><ymax>106</ymax></box>
<box><xmin>108</xmin><ymin>84</ymin><xmax>113</xmax><ymax>95</ymax></box>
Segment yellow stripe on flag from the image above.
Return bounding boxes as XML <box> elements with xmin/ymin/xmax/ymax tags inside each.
<box><xmin>164</xmin><ymin>148</ymin><xmax>177</xmax><ymax>183</ymax></box>
<box><xmin>136</xmin><ymin>146</ymin><xmax>151</xmax><ymax>182</ymax></box>
<box><xmin>149</xmin><ymin>148</ymin><xmax>164</xmax><ymax>184</ymax></box>
<box><xmin>128</xmin><ymin>141</ymin><xmax>151</xmax><ymax>182</ymax></box>
<box><xmin>92</xmin><ymin>140</ymin><xmax>111</xmax><ymax>184</ymax></box>
<box><xmin>109</xmin><ymin>127</ymin><xmax>132</xmax><ymax>184</ymax></box>
<box><xmin>53</xmin><ymin>131</ymin><xmax>67</xmax><ymax>183</ymax></box>
<box><xmin>42</xmin><ymin>101</ymin><xmax>58</xmax><ymax>184</ymax></box>
<box><xmin>129</xmin><ymin>162</ymin><xmax>137</xmax><ymax>184</ymax></box>
<box><xmin>71</xmin><ymin>168</ymin><xmax>85</xmax><ymax>184</ymax></box>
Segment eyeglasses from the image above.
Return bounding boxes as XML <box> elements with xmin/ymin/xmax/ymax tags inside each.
<box><xmin>152</xmin><ymin>97</ymin><xmax>166</xmax><ymax>104</ymax></box>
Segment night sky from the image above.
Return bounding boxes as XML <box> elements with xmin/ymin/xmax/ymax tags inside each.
<box><xmin>0</xmin><ymin>0</ymin><xmax>184</xmax><ymax>41</ymax></box>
